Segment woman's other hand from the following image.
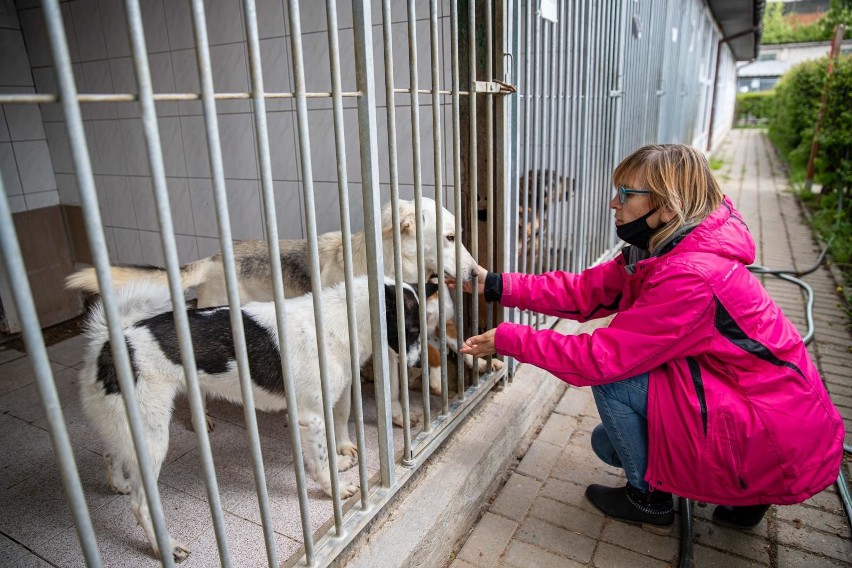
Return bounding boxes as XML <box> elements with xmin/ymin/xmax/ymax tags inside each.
<box><xmin>446</xmin><ymin>264</ymin><xmax>488</xmax><ymax>294</ymax></box>
<box><xmin>459</xmin><ymin>328</ymin><xmax>497</xmax><ymax>358</ymax></box>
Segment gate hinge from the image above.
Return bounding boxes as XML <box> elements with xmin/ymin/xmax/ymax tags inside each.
<box><xmin>473</xmin><ymin>80</ymin><xmax>517</xmax><ymax>94</ymax></box>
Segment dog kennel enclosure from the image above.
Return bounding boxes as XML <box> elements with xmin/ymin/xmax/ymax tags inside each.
<box><xmin>0</xmin><ymin>0</ymin><xmax>752</xmax><ymax>566</ymax></box>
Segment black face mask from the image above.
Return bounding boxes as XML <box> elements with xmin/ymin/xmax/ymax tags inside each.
<box><xmin>616</xmin><ymin>208</ymin><xmax>660</xmax><ymax>250</ymax></box>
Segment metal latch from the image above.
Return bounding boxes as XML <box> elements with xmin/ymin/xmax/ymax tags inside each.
<box><xmin>473</xmin><ymin>80</ymin><xmax>517</xmax><ymax>94</ymax></box>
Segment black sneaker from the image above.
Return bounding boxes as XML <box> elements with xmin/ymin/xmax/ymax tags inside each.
<box><xmin>712</xmin><ymin>504</ymin><xmax>770</xmax><ymax>530</ymax></box>
<box><xmin>585</xmin><ymin>482</ymin><xmax>674</xmax><ymax>535</ymax></box>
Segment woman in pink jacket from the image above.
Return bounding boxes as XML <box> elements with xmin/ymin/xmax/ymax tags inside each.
<box><xmin>458</xmin><ymin>144</ymin><xmax>844</xmax><ymax>535</ymax></box>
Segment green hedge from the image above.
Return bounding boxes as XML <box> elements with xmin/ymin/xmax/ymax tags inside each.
<box><xmin>768</xmin><ymin>53</ymin><xmax>852</xmax><ymax>295</ymax></box>
<box><xmin>735</xmin><ymin>92</ymin><xmax>775</xmax><ymax>126</ymax></box>
<box><xmin>768</xmin><ymin>55</ymin><xmax>852</xmax><ymax>188</ymax></box>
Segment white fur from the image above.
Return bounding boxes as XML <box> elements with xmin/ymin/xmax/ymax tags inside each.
<box><xmin>79</xmin><ymin>277</ymin><xmax>420</xmax><ymax>561</ymax></box>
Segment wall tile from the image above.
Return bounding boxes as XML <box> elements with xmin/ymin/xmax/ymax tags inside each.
<box><xmin>103</xmin><ymin>175</ymin><xmax>136</xmax><ymax>228</ymax></box>
<box><xmin>0</xmin><ymin>30</ymin><xmax>34</xmax><ymax>86</ymax></box>
<box><xmin>120</xmin><ymin>118</ymin><xmax>148</xmax><ymax>176</ymax></box>
<box><xmin>17</xmin><ymin>9</ymin><xmax>51</xmax><ymax>68</ymax></box>
<box><xmin>60</xmin><ymin>3</ymin><xmax>81</xmax><ymax>63</ymax></box>
<box><xmin>43</xmin><ymin>121</ymin><xmax>73</xmax><ymax>174</ymax></box>
<box><xmin>112</xmin><ymin>227</ymin><xmax>144</xmax><ymax>264</ymax></box>
<box><xmin>273</xmin><ymin>180</ymin><xmax>303</xmax><ymax>238</ymax></box>
<box><xmin>4</xmin><ymin>105</ymin><xmax>46</xmax><ymax>141</ymax></box>
<box><xmin>219</xmin><ymin>113</ymin><xmax>258</xmax><ymax>180</ymax></box>
<box><xmin>92</xmin><ymin>119</ymin><xmax>127</xmax><ymax>176</ymax></box>
<box><xmin>225</xmin><ymin>179</ymin><xmax>264</xmax><ymax>240</ymax></box>
<box><xmin>140</xmin><ymin>0</ymin><xmax>170</xmax><ymax>53</ymax></box>
<box><xmin>70</xmin><ymin>0</ymin><xmax>107</xmax><ymax>62</ymax></box>
<box><xmin>82</xmin><ymin>120</ymin><xmax>103</xmax><ymax>175</ymax></box>
<box><xmin>163</xmin><ymin>0</ymin><xmax>193</xmax><ymax>51</ymax></box>
<box><xmin>13</xmin><ymin>140</ymin><xmax>56</xmax><ymax>193</ymax></box>
<box><xmin>180</xmin><ymin>115</ymin><xmax>211</xmax><ymax>177</ymax></box>
<box><xmin>188</xmin><ymin>177</ymin><xmax>217</xmax><ymax>237</ymax></box>
<box><xmin>167</xmin><ymin>177</ymin><xmax>194</xmax><ymax>235</ymax></box>
<box><xmin>205</xmin><ymin>0</ymin><xmax>244</xmax><ymax>45</ymax></box>
<box><xmin>0</xmin><ymin>0</ymin><xmax>20</xmax><ymax>29</ymax></box>
<box><xmin>99</xmin><ymin>0</ymin><xmax>130</xmax><ymax>57</ymax></box>
<box><xmin>55</xmin><ymin>173</ymin><xmax>79</xmax><ymax>206</ymax></box>
<box><xmin>23</xmin><ymin>189</ymin><xmax>59</xmax><ymax>210</ymax></box>
<box><xmin>196</xmin><ymin>236</ymin><xmax>221</xmax><ymax>258</ymax></box>
<box><xmin>138</xmin><ymin>230</ymin><xmax>165</xmax><ymax>266</ymax></box>
<box><xmin>129</xmin><ymin>176</ymin><xmax>155</xmax><ymax>231</ymax></box>
<box><xmin>174</xmin><ymin>233</ymin><xmax>199</xmax><ymax>263</ymax></box>
<box><xmin>260</xmin><ymin>37</ymin><xmax>290</xmax><ymax>95</ymax></box>
<box><xmin>256</xmin><ymin>0</ymin><xmax>286</xmax><ymax>39</ymax></box>
<box><xmin>0</xmin><ymin>142</ymin><xmax>22</xmax><ymax>195</ymax></box>
<box><xmin>93</xmin><ymin>174</ymin><xmax>112</xmax><ymax>225</ymax></box>
<box><xmin>267</xmin><ymin>110</ymin><xmax>298</xmax><ymax>181</ymax></box>
<box><xmin>158</xmin><ymin>117</ymin><xmax>187</xmax><ymax>177</ymax></box>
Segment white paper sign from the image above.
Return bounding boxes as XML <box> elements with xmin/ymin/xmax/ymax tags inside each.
<box><xmin>540</xmin><ymin>0</ymin><xmax>557</xmax><ymax>23</ymax></box>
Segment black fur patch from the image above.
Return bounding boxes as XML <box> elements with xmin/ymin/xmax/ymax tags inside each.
<box><xmin>385</xmin><ymin>284</ymin><xmax>421</xmax><ymax>357</ymax></box>
<box><xmin>96</xmin><ymin>339</ymin><xmax>139</xmax><ymax>395</ymax></box>
<box><xmin>141</xmin><ymin>307</ymin><xmax>285</xmax><ymax>394</ymax></box>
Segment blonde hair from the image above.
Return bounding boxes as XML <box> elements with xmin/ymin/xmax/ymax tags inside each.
<box><xmin>612</xmin><ymin>144</ymin><xmax>724</xmax><ymax>251</ymax></box>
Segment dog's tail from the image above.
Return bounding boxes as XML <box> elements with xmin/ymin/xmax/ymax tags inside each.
<box><xmin>84</xmin><ymin>280</ymin><xmax>174</xmax><ymax>344</ymax></box>
<box><xmin>65</xmin><ymin>260</ymin><xmax>210</xmax><ymax>295</ymax></box>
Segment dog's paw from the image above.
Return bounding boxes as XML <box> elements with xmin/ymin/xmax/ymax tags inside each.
<box><xmin>476</xmin><ymin>357</ymin><xmax>504</xmax><ymax>373</ymax></box>
<box><xmin>340</xmin><ymin>482</ymin><xmax>359</xmax><ymax>499</ymax></box>
<box><xmin>337</xmin><ymin>455</ymin><xmax>357</xmax><ymax>471</ymax></box>
<box><xmin>392</xmin><ymin>411</ymin><xmax>421</xmax><ymax>428</ymax></box>
<box><xmin>171</xmin><ymin>539</ymin><xmax>190</xmax><ymax>562</ymax></box>
<box><xmin>338</xmin><ymin>442</ymin><xmax>358</xmax><ymax>458</ymax></box>
<box><xmin>108</xmin><ymin>479</ymin><xmax>132</xmax><ymax>495</ymax></box>
<box><xmin>205</xmin><ymin>414</ymin><xmax>216</xmax><ymax>433</ymax></box>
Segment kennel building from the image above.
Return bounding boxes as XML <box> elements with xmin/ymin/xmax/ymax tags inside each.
<box><xmin>0</xmin><ymin>0</ymin><xmax>758</xmax><ymax>566</ymax></box>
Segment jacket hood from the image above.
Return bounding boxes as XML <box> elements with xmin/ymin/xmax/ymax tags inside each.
<box><xmin>665</xmin><ymin>196</ymin><xmax>756</xmax><ymax>265</ymax></box>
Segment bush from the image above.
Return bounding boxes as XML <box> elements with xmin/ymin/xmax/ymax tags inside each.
<box><xmin>761</xmin><ymin>2</ymin><xmax>832</xmax><ymax>44</ymax></box>
<box><xmin>735</xmin><ymin>92</ymin><xmax>775</xmax><ymax>126</ymax></box>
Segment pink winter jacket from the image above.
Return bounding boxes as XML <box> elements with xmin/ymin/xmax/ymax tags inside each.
<box><xmin>495</xmin><ymin>197</ymin><xmax>844</xmax><ymax>505</ymax></box>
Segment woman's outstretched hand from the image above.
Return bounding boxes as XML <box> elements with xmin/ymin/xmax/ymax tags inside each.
<box><xmin>446</xmin><ymin>264</ymin><xmax>488</xmax><ymax>294</ymax></box>
<box><xmin>459</xmin><ymin>328</ymin><xmax>497</xmax><ymax>358</ymax></box>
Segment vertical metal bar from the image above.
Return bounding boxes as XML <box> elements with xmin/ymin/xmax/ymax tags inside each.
<box><xmin>352</xmin><ymin>0</ymin><xmax>395</xmax><ymax>488</ymax></box>
<box><xmin>520</xmin><ymin>0</ymin><xmax>533</xmax><ymax>324</ymax></box>
<box><xmin>554</xmin><ymin>0</ymin><xmax>569</xmax><ymax>272</ymax></box>
<box><xmin>286</xmin><ymin>0</ymin><xmax>347</xmax><ymax>531</ymax></box>
<box><xmin>530</xmin><ymin>6</ymin><xmax>542</xmax><ymax>327</ymax></box>
<box><xmin>380</xmin><ymin>0</ymin><xmax>415</xmax><ymax>460</ymax></box>
<box><xmin>467</xmin><ymin>0</ymin><xmax>480</xmax><ymax>378</ymax></box>
<box><xmin>0</xmin><ymin>187</ymin><xmax>102</xmax><ymax>567</ymax></box>
<box><xmin>539</xmin><ymin>19</ymin><xmax>553</xmax><ymax>275</ymax></box>
<box><xmin>325</xmin><ymin>0</ymin><xmax>371</xmax><ymax>507</ymax></box>
<box><xmin>428</xmin><ymin>0</ymin><xmax>449</xmax><ymax>414</ymax></box>
<box><xmin>242</xmin><ymin>0</ymin><xmax>313</xmax><ymax>560</ymax></box>
<box><xmin>506</xmin><ymin>0</ymin><xmax>521</xmax><ymax>376</ymax></box>
<box><xmin>484</xmin><ymin>0</ymin><xmax>494</xmax><ymax>368</ymax></box>
<box><xmin>42</xmin><ymin>0</ymin><xmax>175</xmax><ymax>563</ymax></box>
<box><xmin>405</xmin><ymin>0</ymin><xmax>431</xmax><ymax>430</ymax></box>
<box><xmin>450</xmin><ymin>0</ymin><xmax>466</xmax><ymax>400</ymax></box>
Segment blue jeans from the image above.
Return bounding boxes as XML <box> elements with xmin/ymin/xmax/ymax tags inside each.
<box><xmin>591</xmin><ymin>373</ymin><xmax>650</xmax><ymax>492</ymax></box>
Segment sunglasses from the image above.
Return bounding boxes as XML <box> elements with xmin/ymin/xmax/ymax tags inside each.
<box><xmin>616</xmin><ymin>186</ymin><xmax>651</xmax><ymax>204</ymax></box>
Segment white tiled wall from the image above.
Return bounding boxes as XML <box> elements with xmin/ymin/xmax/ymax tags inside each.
<box><xmin>0</xmin><ymin>0</ymin><xmax>58</xmax><ymax>214</ymax></box>
<box><xmin>9</xmin><ymin>0</ymin><xmax>458</xmax><ymax>265</ymax></box>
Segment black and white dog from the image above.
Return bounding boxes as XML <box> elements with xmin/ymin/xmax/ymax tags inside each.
<box><xmin>79</xmin><ymin>276</ymin><xmax>421</xmax><ymax>561</ymax></box>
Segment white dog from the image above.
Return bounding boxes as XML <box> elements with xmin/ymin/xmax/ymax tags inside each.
<box><xmin>79</xmin><ymin>276</ymin><xmax>421</xmax><ymax>561</ymax></box>
<box><xmin>68</xmin><ymin>197</ymin><xmax>490</xmax><ymax>427</ymax></box>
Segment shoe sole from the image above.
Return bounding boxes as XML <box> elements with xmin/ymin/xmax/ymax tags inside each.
<box><xmin>584</xmin><ymin>493</ymin><xmax>674</xmax><ymax>536</ymax></box>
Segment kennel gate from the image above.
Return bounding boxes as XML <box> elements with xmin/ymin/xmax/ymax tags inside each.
<box><xmin>0</xmin><ymin>0</ymin><xmax>513</xmax><ymax>566</ymax></box>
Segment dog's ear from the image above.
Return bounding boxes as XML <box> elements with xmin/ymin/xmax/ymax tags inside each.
<box><xmin>384</xmin><ymin>283</ymin><xmax>396</xmax><ymax>312</ymax></box>
<box><xmin>424</xmin><ymin>281</ymin><xmax>440</xmax><ymax>299</ymax></box>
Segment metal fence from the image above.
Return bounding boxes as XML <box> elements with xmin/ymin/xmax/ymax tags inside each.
<box><xmin>0</xmin><ymin>0</ymin><xmax>737</xmax><ymax>566</ymax></box>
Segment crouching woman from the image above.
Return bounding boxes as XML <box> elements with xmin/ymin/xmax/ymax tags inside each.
<box><xmin>457</xmin><ymin>144</ymin><xmax>844</xmax><ymax>534</ymax></box>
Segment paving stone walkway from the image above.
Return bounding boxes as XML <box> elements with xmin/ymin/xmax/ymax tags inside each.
<box><xmin>449</xmin><ymin>129</ymin><xmax>852</xmax><ymax>568</ymax></box>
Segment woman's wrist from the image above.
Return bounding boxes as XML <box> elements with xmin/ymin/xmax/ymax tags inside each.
<box><xmin>484</xmin><ymin>272</ymin><xmax>503</xmax><ymax>302</ymax></box>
